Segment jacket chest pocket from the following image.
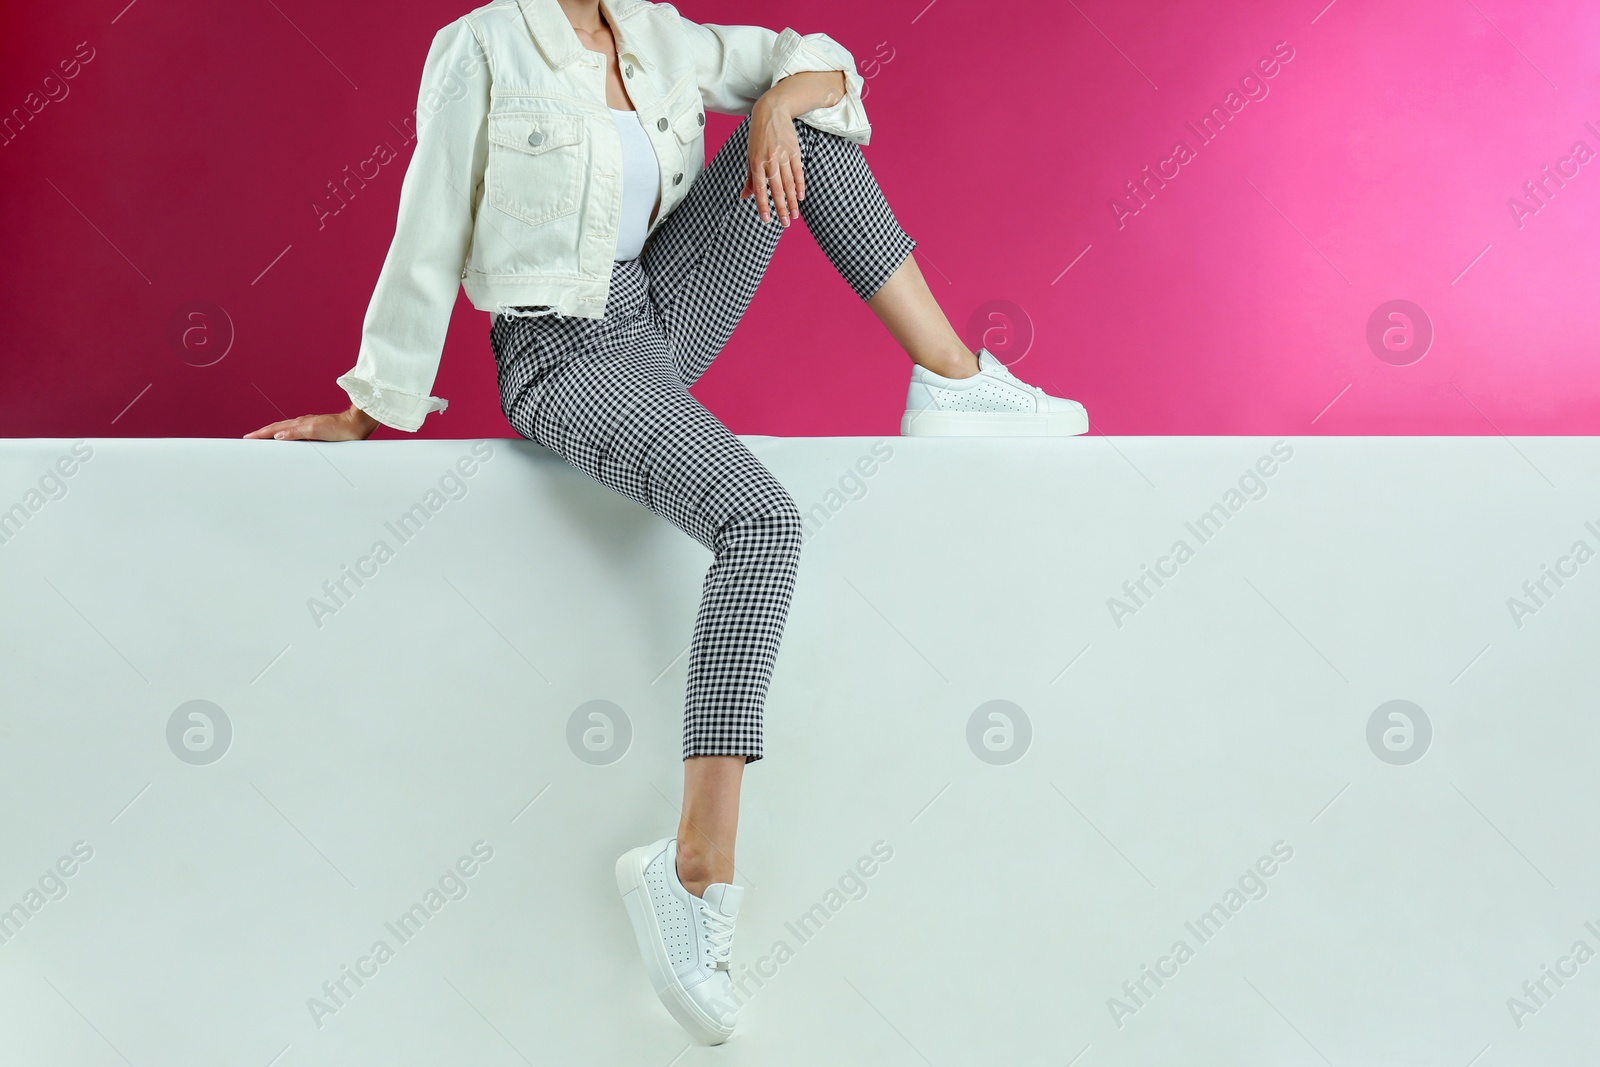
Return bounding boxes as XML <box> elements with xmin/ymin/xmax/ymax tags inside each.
<box><xmin>668</xmin><ymin>99</ymin><xmax>706</xmax><ymax>187</ymax></box>
<box><xmin>486</xmin><ymin>112</ymin><xmax>585</xmax><ymax>227</ymax></box>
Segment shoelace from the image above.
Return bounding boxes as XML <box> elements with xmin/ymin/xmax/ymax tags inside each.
<box><xmin>981</xmin><ymin>357</ymin><xmax>1048</xmax><ymax>399</ymax></box>
<box><xmin>699</xmin><ymin>902</ymin><xmax>736</xmax><ymax>971</ymax></box>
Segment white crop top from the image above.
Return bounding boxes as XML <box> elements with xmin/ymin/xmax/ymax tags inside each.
<box><xmin>610</xmin><ymin>108</ymin><xmax>659</xmax><ymax>260</ymax></box>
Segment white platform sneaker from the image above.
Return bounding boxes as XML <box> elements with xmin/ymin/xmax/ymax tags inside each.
<box><xmin>616</xmin><ymin>837</ymin><xmax>745</xmax><ymax>1045</ymax></box>
<box><xmin>902</xmin><ymin>348</ymin><xmax>1089</xmax><ymax>436</ymax></box>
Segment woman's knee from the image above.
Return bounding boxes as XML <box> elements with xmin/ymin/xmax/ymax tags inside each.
<box><xmin>768</xmin><ymin>491</ymin><xmax>805</xmax><ymax>554</ymax></box>
<box><xmin>716</xmin><ymin>480</ymin><xmax>804</xmax><ymax>559</ymax></box>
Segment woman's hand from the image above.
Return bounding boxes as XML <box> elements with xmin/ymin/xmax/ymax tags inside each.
<box><xmin>244</xmin><ymin>403</ymin><xmax>380</xmax><ymax>441</ymax></box>
<box><xmin>742</xmin><ymin>97</ymin><xmax>806</xmax><ymax>227</ymax></box>
<box><xmin>743</xmin><ymin>70</ymin><xmax>847</xmax><ymax>226</ymax></box>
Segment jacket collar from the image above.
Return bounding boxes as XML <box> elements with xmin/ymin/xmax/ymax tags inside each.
<box><xmin>516</xmin><ymin>0</ymin><xmax>652</xmax><ymax>74</ymax></box>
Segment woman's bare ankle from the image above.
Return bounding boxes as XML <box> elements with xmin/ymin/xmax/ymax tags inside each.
<box><xmin>674</xmin><ymin>838</ymin><xmax>731</xmax><ymax>898</ymax></box>
<box><xmin>914</xmin><ymin>343</ymin><xmax>980</xmax><ymax>379</ymax></box>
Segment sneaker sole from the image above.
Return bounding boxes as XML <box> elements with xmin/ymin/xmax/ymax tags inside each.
<box><xmin>615</xmin><ymin>844</ymin><xmax>735</xmax><ymax>1046</ymax></box>
<box><xmin>900</xmin><ymin>408</ymin><xmax>1089</xmax><ymax>437</ymax></box>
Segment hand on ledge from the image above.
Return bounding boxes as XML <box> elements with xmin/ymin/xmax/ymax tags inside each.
<box><xmin>243</xmin><ymin>403</ymin><xmax>380</xmax><ymax>441</ymax></box>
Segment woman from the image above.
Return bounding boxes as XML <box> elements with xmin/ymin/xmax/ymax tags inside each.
<box><xmin>246</xmin><ymin>0</ymin><xmax>1086</xmax><ymax>1044</ymax></box>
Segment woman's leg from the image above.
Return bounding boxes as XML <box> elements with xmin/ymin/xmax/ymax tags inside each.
<box><xmin>676</xmin><ymin>754</ymin><xmax>742</xmax><ymax>897</ymax></box>
<box><xmin>631</xmin><ymin>115</ymin><xmax>969</xmax><ymax>892</ymax></box>
<box><xmin>866</xmin><ymin>253</ymin><xmax>980</xmax><ymax>379</ymax></box>
<box><xmin>493</xmin><ymin>264</ymin><xmax>801</xmax><ymax>896</ymax></box>
<box><xmin>497</xmin><ymin>343</ymin><xmax>801</xmax><ymax>766</ymax></box>
<box><xmin>494</xmin><ymin>264</ymin><xmax>798</xmax><ymax>1040</ymax></box>
<box><xmin>641</xmin><ymin>114</ymin><xmax>978</xmax><ymax>384</ymax></box>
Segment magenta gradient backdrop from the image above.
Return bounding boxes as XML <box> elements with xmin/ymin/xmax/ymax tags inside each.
<box><xmin>3</xmin><ymin>1</ymin><xmax>1598</xmax><ymax>438</ymax></box>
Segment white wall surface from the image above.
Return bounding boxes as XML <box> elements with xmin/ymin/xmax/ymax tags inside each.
<box><xmin>1</xmin><ymin>436</ymin><xmax>1596</xmax><ymax>1066</ymax></box>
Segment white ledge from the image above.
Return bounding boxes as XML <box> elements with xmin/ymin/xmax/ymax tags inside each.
<box><xmin>0</xmin><ymin>436</ymin><xmax>1594</xmax><ymax>1063</ymax></box>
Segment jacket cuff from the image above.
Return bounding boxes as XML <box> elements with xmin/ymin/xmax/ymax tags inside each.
<box><xmin>336</xmin><ymin>372</ymin><xmax>448</xmax><ymax>433</ymax></box>
<box><xmin>770</xmin><ymin>28</ymin><xmax>872</xmax><ymax>146</ymax></box>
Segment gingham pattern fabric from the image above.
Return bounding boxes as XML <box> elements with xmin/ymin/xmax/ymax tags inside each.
<box><xmin>490</xmin><ymin>116</ymin><xmax>916</xmax><ymax>762</ymax></box>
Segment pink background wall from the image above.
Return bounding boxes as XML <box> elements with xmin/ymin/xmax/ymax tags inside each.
<box><xmin>3</xmin><ymin>0</ymin><xmax>1597</xmax><ymax>439</ymax></box>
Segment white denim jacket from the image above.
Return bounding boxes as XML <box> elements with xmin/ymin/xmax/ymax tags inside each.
<box><xmin>337</xmin><ymin>0</ymin><xmax>871</xmax><ymax>432</ymax></box>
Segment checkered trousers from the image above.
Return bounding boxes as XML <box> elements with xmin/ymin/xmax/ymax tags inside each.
<box><xmin>489</xmin><ymin>115</ymin><xmax>917</xmax><ymax>762</ymax></box>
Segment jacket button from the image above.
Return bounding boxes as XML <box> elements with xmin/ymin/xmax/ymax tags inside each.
<box><xmin>697</xmin><ymin>112</ymin><xmax>705</xmax><ymax>126</ymax></box>
<box><xmin>673</xmin><ymin>172</ymin><xmax>683</xmax><ymax>185</ymax></box>
<box><xmin>527</xmin><ymin>130</ymin><xmax>545</xmax><ymax>147</ymax></box>
<box><xmin>625</xmin><ymin>64</ymin><xmax>633</xmax><ymax>78</ymax></box>
<box><xmin>657</xmin><ymin>117</ymin><xmax>669</xmax><ymax>132</ymax></box>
